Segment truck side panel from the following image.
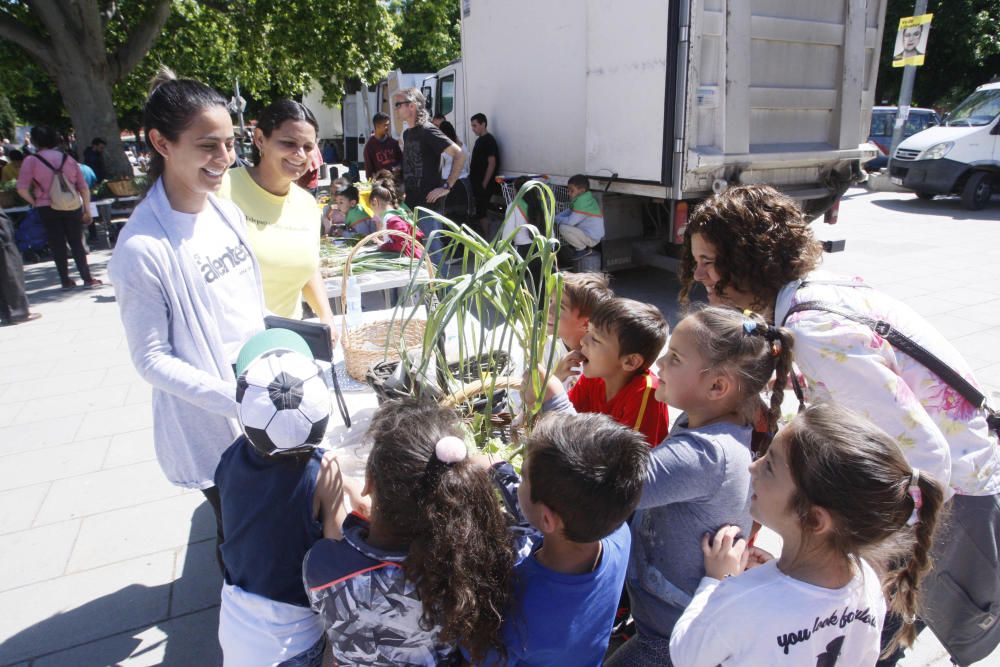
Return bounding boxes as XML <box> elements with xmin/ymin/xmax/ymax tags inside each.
<box><xmin>459</xmin><ymin>1</ymin><xmax>588</xmax><ymax>178</ymax></box>
<box><xmin>583</xmin><ymin>0</ymin><xmax>670</xmax><ymax>183</ymax></box>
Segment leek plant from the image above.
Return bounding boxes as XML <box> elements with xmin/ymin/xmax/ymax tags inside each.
<box><xmin>388</xmin><ymin>180</ymin><xmax>565</xmax><ymax>463</ymax></box>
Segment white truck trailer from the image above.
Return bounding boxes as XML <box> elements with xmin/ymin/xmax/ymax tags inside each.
<box><xmin>422</xmin><ymin>0</ymin><xmax>885</xmax><ymax>270</ymax></box>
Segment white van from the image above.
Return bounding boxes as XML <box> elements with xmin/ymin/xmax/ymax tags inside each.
<box><xmin>889</xmin><ymin>81</ymin><xmax>1000</xmax><ymax>209</ymax></box>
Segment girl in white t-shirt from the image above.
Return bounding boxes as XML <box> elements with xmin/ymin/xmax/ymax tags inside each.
<box><xmin>670</xmin><ymin>402</ymin><xmax>945</xmax><ymax>667</ymax></box>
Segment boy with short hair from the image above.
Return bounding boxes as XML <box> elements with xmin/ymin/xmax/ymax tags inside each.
<box><xmin>485</xmin><ymin>412</ymin><xmax>650</xmax><ymax>666</ymax></box>
<box><xmin>335</xmin><ymin>186</ymin><xmax>376</xmax><ymax>237</ymax></box>
<box><xmin>556</xmin><ymin>174</ymin><xmax>605</xmax><ymax>257</ymax></box>
<box><xmin>567</xmin><ymin>297</ymin><xmax>670</xmax><ymax>445</ymax></box>
<box><xmin>363</xmin><ymin>112</ymin><xmax>402</xmax><ymax>178</ymax></box>
<box><xmin>550</xmin><ymin>271</ymin><xmax>612</xmax><ymax>352</ymax></box>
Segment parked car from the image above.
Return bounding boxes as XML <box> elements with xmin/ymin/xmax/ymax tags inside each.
<box><xmin>889</xmin><ymin>81</ymin><xmax>1000</xmax><ymax>210</ymax></box>
<box><xmin>864</xmin><ymin>106</ymin><xmax>940</xmax><ymax>171</ymax></box>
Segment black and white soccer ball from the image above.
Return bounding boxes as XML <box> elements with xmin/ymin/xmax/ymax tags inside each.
<box><xmin>236</xmin><ymin>349</ymin><xmax>331</xmax><ymax>455</ymax></box>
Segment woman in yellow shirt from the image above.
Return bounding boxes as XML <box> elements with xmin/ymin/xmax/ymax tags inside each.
<box><xmin>220</xmin><ymin>100</ymin><xmax>337</xmax><ymax>343</ymax></box>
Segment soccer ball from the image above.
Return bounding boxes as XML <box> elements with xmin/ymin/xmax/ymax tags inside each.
<box><xmin>236</xmin><ymin>349</ymin><xmax>331</xmax><ymax>455</ymax></box>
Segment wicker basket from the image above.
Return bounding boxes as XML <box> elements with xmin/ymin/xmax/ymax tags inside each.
<box><xmin>106</xmin><ymin>179</ymin><xmax>138</xmax><ymax>197</ymax></box>
<box><xmin>366</xmin><ymin>350</ymin><xmax>513</xmax><ymax>404</ymax></box>
<box><xmin>341</xmin><ymin>229</ymin><xmax>433</xmax><ymax>380</ymax></box>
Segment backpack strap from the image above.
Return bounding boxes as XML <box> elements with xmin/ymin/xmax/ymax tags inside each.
<box><xmin>32</xmin><ymin>152</ymin><xmax>65</xmax><ymax>174</ymax></box>
<box><xmin>783</xmin><ymin>300</ymin><xmax>989</xmax><ymax>411</ymax></box>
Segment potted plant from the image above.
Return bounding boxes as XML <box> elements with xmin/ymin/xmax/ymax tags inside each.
<box><xmin>371</xmin><ymin>180</ymin><xmax>565</xmax><ymax>465</ymax></box>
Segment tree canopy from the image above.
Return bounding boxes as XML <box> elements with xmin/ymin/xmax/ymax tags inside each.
<box><xmin>0</xmin><ymin>0</ymin><xmax>399</xmax><ymax>174</ymax></box>
<box><xmin>876</xmin><ymin>0</ymin><xmax>1000</xmax><ymax>110</ymax></box>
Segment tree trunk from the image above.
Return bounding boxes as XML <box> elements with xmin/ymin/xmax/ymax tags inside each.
<box><xmin>0</xmin><ymin>0</ymin><xmax>172</xmax><ymax>182</ymax></box>
<box><xmin>54</xmin><ymin>69</ymin><xmax>132</xmax><ymax>180</ymax></box>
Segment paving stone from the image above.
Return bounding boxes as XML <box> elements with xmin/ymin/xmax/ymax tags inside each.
<box><xmin>31</xmin><ymin>606</ymin><xmax>222</xmax><ymax>667</ymax></box>
<box><xmin>170</xmin><ymin>538</ymin><xmax>223</xmax><ymax>616</ymax></box>
<box><xmin>0</xmin><ymin>520</ymin><xmax>79</xmax><ymax>593</ymax></box>
<box><xmin>0</xmin><ymin>369</ymin><xmax>107</xmax><ymax>404</ymax></box>
<box><xmin>0</xmin><ymin>436</ymin><xmax>109</xmax><ymax>492</ymax></box>
<box><xmin>0</xmin><ymin>551</ymin><xmax>175</xmax><ymax>665</ymax></box>
<box><xmin>951</xmin><ymin>330</ymin><xmax>1000</xmax><ymax>365</ymax></box>
<box><xmin>0</xmin><ymin>483</ymin><xmax>50</xmax><ymax>535</ymax></box>
<box><xmin>12</xmin><ymin>383</ymin><xmax>131</xmax><ymax>426</ymax></box>
<box><xmin>102</xmin><ymin>364</ymin><xmax>143</xmax><ymax>387</ymax></box>
<box><xmin>0</xmin><ymin>414</ymin><xmax>85</xmax><ymax>457</ymax></box>
<box><xmin>0</xmin><ymin>359</ymin><xmax>57</xmax><ymax>386</ymax></box>
<box><xmin>924</xmin><ymin>314</ymin><xmax>994</xmax><ymax>341</ymax></box>
<box><xmin>66</xmin><ymin>493</ymin><xmax>213</xmax><ymax>573</ymax></box>
<box><xmin>949</xmin><ymin>300</ymin><xmax>1000</xmax><ymax>328</ymax></box>
<box><xmin>75</xmin><ymin>403</ymin><xmax>154</xmax><ymax>441</ymax></box>
<box><xmin>34</xmin><ymin>460</ymin><xmax>185</xmax><ymax>525</ymax></box>
<box><xmin>0</xmin><ymin>400</ymin><xmax>24</xmax><ymax>428</ymax></box>
<box><xmin>124</xmin><ymin>381</ymin><xmax>153</xmax><ymax>406</ymax></box>
<box><xmin>103</xmin><ymin>428</ymin><xmax>157</xmax><ymax>469</ymax></box>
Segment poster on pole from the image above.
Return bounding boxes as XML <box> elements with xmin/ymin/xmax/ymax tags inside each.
<box><xmin>892</xmin><ymin>14</ymin><xmax>933</xmax><ymax>68</ymax></box>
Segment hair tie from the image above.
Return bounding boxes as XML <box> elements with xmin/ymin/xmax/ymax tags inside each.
<box><xmin>434</xmin><ymin>436</ymin><xmax>468</xmax><ymax>465</ymax></box>
<box><xmin>743</xmin><ymin>319</ymin><xmax>758</xmax><ymax>335</ymax></box>
<box><xmin>906</xmin><ymin>468</ymin><xmax>923</xmax><ymax>526</ymax></box>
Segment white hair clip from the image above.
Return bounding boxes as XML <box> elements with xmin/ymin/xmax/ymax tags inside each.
<box><xmin>435</xmin><ymin>436</ymin><xmax>468</xmax><ymax>464</ymax></box>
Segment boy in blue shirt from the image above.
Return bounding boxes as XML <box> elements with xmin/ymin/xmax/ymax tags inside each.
<box><xmin>484</xmin><ymin>411</ymin><xmax>649</xmax><ymax>666</ymax></box>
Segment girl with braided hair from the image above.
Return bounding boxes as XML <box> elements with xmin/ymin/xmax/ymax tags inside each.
<box><xmin>681</xmin><ymin>184</ymin><xmax>1000</xmax><ymax>665</ymax></box>
<box><xmin>541</xmin><ymin>305</ymin><xmax>794</xmax><ymax>665</ymax></box>
<box><xmin>670</xmin><ymin>402</ymin><xmax>944</xmax><ymax>666</ymax></box>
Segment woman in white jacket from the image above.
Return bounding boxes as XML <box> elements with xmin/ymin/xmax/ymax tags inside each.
<box><xmin>109</xmin><ymin>68</ymin><xmax>266</xmax><ymax>567</ymax></box>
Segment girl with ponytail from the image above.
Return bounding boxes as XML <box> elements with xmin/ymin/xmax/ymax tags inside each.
<box><xmin>670</xmin><ymin>402</ymin><xmax>944</xmax><ymax>666</ymax></box>
<box><xmin>304</xmin><ymin>398</ymin><xmax>515</xmax><ymax>666</ymax></box>
<box><xmin>543</xmin><ymin>305</ymin><xmax>796</xmax><ymax>665</ymax></box>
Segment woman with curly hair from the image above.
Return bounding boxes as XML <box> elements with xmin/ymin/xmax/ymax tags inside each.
<box><xmin>680</xmin><ymin>184</ymin><xmax>1000</xmax><ymax>666</ymax></box>
<box><xmin>303</xmin><ymin>398</ymin><xmax>515</xmax><ymax>666</ymax></box>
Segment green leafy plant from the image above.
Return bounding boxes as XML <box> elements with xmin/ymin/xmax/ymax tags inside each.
<box><xmin>384</xmin><ymin>180</ymin><xmax>565</xmax><ymax>464</ymax></box>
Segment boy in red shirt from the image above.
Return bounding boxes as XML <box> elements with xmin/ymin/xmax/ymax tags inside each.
<box><xmin>562</xmin><ymin>298</ymin><xmax>669</xmax><ymax>446</ymax></box>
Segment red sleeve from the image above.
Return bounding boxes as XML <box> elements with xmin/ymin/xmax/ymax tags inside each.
<box><xmin>567</xmin><ymin>375</ymin><xmax>597</xmax><ymax>413</ymax></box>
<box><xmin>612</xmin><ymin>372</ymin><xmax>669</xmax><ymax>446</ymax></box>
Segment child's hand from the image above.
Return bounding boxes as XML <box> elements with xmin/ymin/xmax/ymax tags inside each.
<box><xmin>702</xmin><ymin>525</ymin><xmax>748</xmax><ymax>580</ymax></box>
<box><xmin>554</xmin><ymin>350</ymin><xmax>585</xmax><ymax>382</ymax></box>
<box><xmin>744</xmin><ymin>546</ymin><xmax>774</xmax><ymax>570</ymax></box>
<box><xmin>521</xmin><ymin>365</ymin><xmax>565</xmax><ymax>407</ymax></box>
<box><xmin>342</xmin><ymin>476</ymin><xmax>371</xmax><ymax>518</ymax></box>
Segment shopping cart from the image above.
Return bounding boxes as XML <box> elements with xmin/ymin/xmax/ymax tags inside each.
<box><xmin>495</xmin><ymin>175</ymin><xmax>572</xmax><ymax>214</ymax></box>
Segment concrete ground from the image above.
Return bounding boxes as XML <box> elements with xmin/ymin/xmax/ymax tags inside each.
<box><xmin>1</xmin><ymin>186</ymin><xmax>999</xmax><ymax>666</ymax></box>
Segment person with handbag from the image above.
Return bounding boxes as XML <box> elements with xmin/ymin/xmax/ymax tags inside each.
<box><xmin>15</xmin><ymin>125</ymin><xmax>102</xmax><ymax>289</ymax></box>
<box><xmin>679</xmin><ymin>183</ymin><xmax>1000</xmax><ymax>667</ymax></box>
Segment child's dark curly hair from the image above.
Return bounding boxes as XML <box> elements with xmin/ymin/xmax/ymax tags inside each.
<box><xmin>679</xmin><ymin>184</ymin><xmax>824</xmax><ymax>313</ymax></box>
<box><xmin>366</xmin><ymin>398</ymin><xmax>514</xmax><ymax>663</ymax></box>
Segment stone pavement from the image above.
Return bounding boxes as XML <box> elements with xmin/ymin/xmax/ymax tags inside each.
<box><xmin>0</xmin><ymin>187</ymin><xmax>998</xmax><ymax>666</ymax></box>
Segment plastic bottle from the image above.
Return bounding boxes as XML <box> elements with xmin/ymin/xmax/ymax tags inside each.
<box><xmin>346</xmin><ymin>276</ymin><xmax>363</xmax><ymax>330</ymax></box>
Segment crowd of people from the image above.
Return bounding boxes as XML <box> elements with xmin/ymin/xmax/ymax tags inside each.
<box><xmin>2</xmin><ymin>64</ymin><xmax>989</xmax><ymax>667</ymax></box>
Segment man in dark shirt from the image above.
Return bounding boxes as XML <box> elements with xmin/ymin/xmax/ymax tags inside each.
<box><xmin>363</xmin><ymin>112</ymin><xmax>402</xmax><ymax>178</ymax></box>
<box><xmin>469</xmin><ymin>113</ymin><xmax>499</xmax><ymax>235</ymax></box>
<box><xmin>394</xmin><ymin>88</ymin><xmax>465</xmax><ymax>263</ymax></box>
<box><xmin>83</xmin><ymin>137</ymin><xmax>107</xmax><ymax>183</ymax></box>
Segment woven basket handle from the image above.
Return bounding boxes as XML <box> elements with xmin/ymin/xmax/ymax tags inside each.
<box><xmin>441</xmin><ymin>376</ymin><xmax>521</xmax><ymax>408</ymax></box>
<box><xmin>339</xmin><ymin>229</ymin><xmax>433</xmax><ymax>341</ymax></box>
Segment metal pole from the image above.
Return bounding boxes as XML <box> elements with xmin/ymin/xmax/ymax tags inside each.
<box><xmin>234</xmin><ymin>78</ymin><xmax>246</xmax><ymax>141</ymax></box>
<box><xmin>887</xmin><ymin>0</ymin><xmax>929</xmax><ymax>168</ymax></box>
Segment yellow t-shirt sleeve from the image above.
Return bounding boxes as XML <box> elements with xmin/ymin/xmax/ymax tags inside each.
<box><xmin>223</xmin><ymin>168</ymin><xmax>320</xmax><ymax>319</ymax></box>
